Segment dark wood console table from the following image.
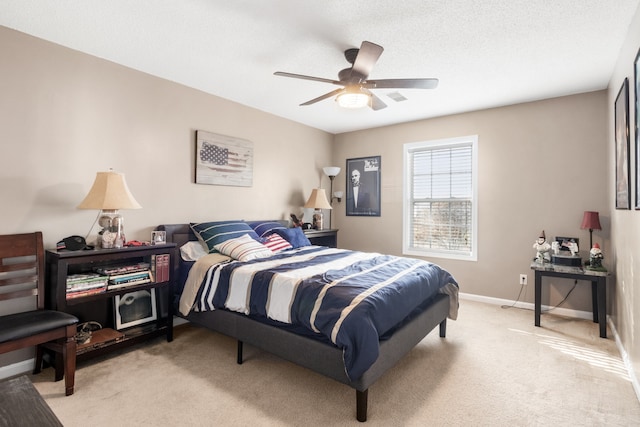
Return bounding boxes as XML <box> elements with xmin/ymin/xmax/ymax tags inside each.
<box><xmin>530</xmin><ymin>262</ymin><xmax>610</xmax><ymax>338</ymax></box>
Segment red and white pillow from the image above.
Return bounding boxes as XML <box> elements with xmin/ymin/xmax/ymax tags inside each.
<box><xmin>262</xmin><ymin>233</ymin><xmax>293</xmax><ymax>253</ymax></box>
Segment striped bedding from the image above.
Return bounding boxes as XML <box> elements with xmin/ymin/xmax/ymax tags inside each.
<box><xmin>180</xmin><ymin>246</ymin><xmax>458</xmax><ymax>380</ymax></box>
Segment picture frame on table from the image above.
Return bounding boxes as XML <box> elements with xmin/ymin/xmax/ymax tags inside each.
<box><xmin>114</xmin><ymin>289</ymin><xmax>157</xmax><ymax>330</ymax></box>
<box><xmin>346</xmin><ymin>156</ymin><xmax>381</xmax><ymax>217</ymax></box>
<box><xmin>634</xmin><ymin>48</ymin><xmax>640</xmax><ymax>209</ymax></box>
<box><xmin>615</xmin><ymin>78</ymin><xmax>630</xmax><ymax>210</ymax></box>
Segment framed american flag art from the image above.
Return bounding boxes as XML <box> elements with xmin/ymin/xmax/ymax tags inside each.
<box><xmin>195</xmin><ymin>130</ymin><xmax>254</xmax><ymax>187</ymax></box>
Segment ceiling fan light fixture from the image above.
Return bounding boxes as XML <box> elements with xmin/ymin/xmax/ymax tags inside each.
<box><xmin>336</xmin><ymin>87</ymin><xmax>370</xmax><ymax>109</ymax></box>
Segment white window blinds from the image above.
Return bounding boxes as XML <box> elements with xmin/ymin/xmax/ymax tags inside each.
<box><xmin>404</xmin><ymin>136</ymin><xmax>477</xmax><ymax>260</ymax></box>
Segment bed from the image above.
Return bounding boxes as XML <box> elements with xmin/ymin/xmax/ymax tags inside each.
<box><xmin>157</xmin><ymin>221</ymin><xmax>459</xmax><ymax>422</ymax></box>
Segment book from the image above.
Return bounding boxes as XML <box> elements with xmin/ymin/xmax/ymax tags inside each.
<box><xmin>154</xmin><ymin>254</ymin><xmax>170</xmax><ymax>283</ymax></box>
<box><xmin>161</xmin><ymin>254</ymin><xmax>170</xmax><ymax>282</ymax></box>
<box><xmin>108</xmin><ymin>270</ymin><xmax>151</xmax><ymax>282</ymax></box>
<box><xmin>66</xmin><ymin>286</ymin><xmax>107</xmax><ymax>299</ymax></box>
<box><xmin>67</xmin><ymin>280</ymin><xmax>109</xmax><ymax>292</ymax></box>
<box><xmin>93</xmin><ymin>262</ymin><xmax>150</xmax><ymax>276</ymax></box>
<box><xmin>107</xmin><ymin>278</ymin><xmax>152</xmax><ymax>290</ymax></box>
<box><xmin>66</xmin><ymin>273</ymin><xmax>107</xmax><ymax>284</ymax></box>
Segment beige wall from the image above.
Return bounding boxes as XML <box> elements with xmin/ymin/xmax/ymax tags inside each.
<box><xmin>608</xmin><ymin>4</ymin><xmax>640</xmax><ymax>392</ymax></box>
<box><xmin>0</xmin><ymin>26</ymin><xmax>333</xmax><ymax>246</ymax></box>
<box><xmin>0</xmin><ymin>26</ymin><xmax>332</xmax><ymax>367</ymax></box>
<box><xmin>333</xmin><ymin>92</ymin><xmax>609</xmax><ymax>309</ymax></box>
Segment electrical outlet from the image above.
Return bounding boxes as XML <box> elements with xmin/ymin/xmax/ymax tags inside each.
<box><xmin>519</xmin><ymin>274</ymin><xmax>528</xmax><ymax>285</ymax></box>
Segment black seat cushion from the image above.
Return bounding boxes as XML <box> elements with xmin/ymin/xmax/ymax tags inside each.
<box><xmin>0</xmin><ymin>310</ymin><xmax>78</xmax><ymax>343</ymax></box>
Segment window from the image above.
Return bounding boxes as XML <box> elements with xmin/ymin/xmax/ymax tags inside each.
<box><xmin>403</xmin><ymin>135</ymin><xmax>478</xmax><ymax>261</ymax></box>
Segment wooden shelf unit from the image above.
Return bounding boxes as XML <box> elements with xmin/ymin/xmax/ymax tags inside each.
<box><xmin>45</xmin><ymin>244</ymin><xmax>176</xmax><ymax>361</ymax></box>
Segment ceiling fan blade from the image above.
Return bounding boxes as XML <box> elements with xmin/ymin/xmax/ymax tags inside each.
<box><xmin>274</xmin><ymin>71</ymin><xmax>342</xmax><ymax>86</ymax></box>
<box><xmin>364</xmin><ymin>78</ymin><xmax>439</xmax><ymax>89</ymax></box>
<box><xmin>362</xmin><ymin>88</ymin><xmax>387</xmax><ymax>110</ymax></box>
<box><xmin>300</xmin><ymin>88</ymin><xmax>345</xmax><ymax>106</ymax></box>
<box><xmin>350</xmin><ymin>41</ymin><xmax>384</xmax><ymax>80</ymax></box>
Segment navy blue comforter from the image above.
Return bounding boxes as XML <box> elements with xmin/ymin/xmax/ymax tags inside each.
<box><xmin>192</xmin><ymin>247</ymin><xmax>458</xmax><ymax>380</ymax></box>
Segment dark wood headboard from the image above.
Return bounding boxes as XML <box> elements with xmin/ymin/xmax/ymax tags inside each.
<box><xmin>155</xmin><ymin>220</ymin><xmax>290</xmax><ymax>249</ymax></box>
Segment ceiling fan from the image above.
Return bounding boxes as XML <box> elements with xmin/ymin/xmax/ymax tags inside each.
<box><xmin>274</xmin><ymin>41</ymin><xmax>438</xmax><ymax>110</ymax></box>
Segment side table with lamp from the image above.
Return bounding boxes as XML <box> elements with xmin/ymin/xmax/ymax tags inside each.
<box><xmin>532</xmin><ymin>210</ymin><xmax>609</xmax><ymax>338</ymax></box>
<box><xmin>44</xmin><ymin>169</ymin><xmax>175</xmax><ymax>363</ymax></box>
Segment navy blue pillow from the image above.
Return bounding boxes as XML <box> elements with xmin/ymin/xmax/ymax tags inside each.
<box><xmin>274</xmin><ymin>227</ymin><xmax>311</xmax><ymax>249</ymax></box>
<box><xmin>190</xmin><ymin>221</ymin><xmax>259</xmax><ymax>253</ymax></box>
<box><xmin>247</xmin><ymin>220</ymin><xmax>287</xmax><ymax>238</ymax></box>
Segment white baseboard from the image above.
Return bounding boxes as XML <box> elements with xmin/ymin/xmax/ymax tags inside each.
<box><xmin>608</xmin><ymin>318</ymin><xmax>640</xmax><ymax>404</ymax></box>
<box><xmin>0</xmin><ymin>358</ymin><xmax>34</xmax><ymax>381</ymax></box>
<box><xmin>459</xmin><ymin>292</ymin><xmax>593</xmax><ymax>320</ymax></box>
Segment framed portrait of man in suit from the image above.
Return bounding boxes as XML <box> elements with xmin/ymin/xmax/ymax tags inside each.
<box><xmin>346</xmin><ymin>156</ymin><xmax>381</xmax><ymax>216</ymax></box>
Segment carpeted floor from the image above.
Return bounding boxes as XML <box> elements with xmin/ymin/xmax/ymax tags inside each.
<box><xmin>31</xmin><ymin>299</ymin><xmax>640</xmax><ymax>426</ymax></box>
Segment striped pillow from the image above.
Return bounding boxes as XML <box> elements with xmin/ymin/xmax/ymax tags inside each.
<box><xmin>214</xmin><ymin>234</ymin><xmax>274</xmax><ymax>261</ymax></box>
<box><xmin>262</xmin><ymin>233</ymin><xmax>293</xmax><ymax>253</ymax></box>
<box><xmin>247</xmin><ymin>220</ymin><xmax>287</xmax><ymax>238</ymax></box>
<box><xmin>191</xmin><ymin>221</ymin><xmax>260</xmax><ymax>253</ymax></box>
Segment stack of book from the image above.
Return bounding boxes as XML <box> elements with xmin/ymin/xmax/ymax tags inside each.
<box><xmin>152</xmin><ymin>254</ymin><xmax>171</xmax><ymax>283</ymax></box>
<box><xmin>66</xmin><ymin>273</ymin><xmax>108</xmax><ymax>299</ymax></box>
<box><xmin>94</xmin><ymin>262</ymin><xmax>153</xmax><ymax>291</ymax></box>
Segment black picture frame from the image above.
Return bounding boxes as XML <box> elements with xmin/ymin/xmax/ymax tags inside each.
<box><xmin>615</xmin><ymin>78</ymin><xmax>630</xmax><ymax>210</ymax></box>
<box><xmin>346</xmin><ymin>156</ymin><xmax>381</xmax><ymax>216</ymax></box>
<box><xmin>635</xmin><ymin>48</ymin><xmax>640</xmax><ymax>209</ymax></box>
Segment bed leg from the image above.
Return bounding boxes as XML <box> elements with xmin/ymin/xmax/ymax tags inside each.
<box><xmin>439</xmin><ymin>318</ymin><xmax>447</xmax><ymax>337</ymax></box>
<box><xmin>356</xmin><ymin>389</ymin><xmax>368</xmax><ymax>422</ymax></box>
<box><xmin>237</xmin><ymin>340</ymin><xmax>243</xmax><ymax>365</ymax></box>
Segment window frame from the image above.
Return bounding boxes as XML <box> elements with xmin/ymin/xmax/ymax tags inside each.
<box><xmin>402</xmin><ymin>135</ymin><xmax>478</xmax><ymax>261</ymax></box>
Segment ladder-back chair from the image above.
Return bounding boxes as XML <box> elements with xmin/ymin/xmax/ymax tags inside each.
<box><xmin>0</xmin><ymin>232</ymin><xmax>78</xmax><ymax>395</ymax></box>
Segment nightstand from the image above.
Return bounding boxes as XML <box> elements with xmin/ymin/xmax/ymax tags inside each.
<box><xmin>303</xmin><ymin>229</ymin><xmax>338</xmax><ymax>248</ymax></box>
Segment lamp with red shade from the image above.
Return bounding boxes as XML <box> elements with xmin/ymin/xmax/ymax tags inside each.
<box><xmin>580</xmin><ymin>211</ymin><xmax>602</xmax><ymax>249</ymax></box>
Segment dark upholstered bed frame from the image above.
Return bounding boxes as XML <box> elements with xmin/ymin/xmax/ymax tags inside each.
<box><xmin>158</xmin><ymin>224</ymin><xmax>450</xmax><ymax>422</ymax></box>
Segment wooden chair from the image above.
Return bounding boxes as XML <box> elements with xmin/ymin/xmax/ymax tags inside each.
<box><xmin>0</xmin><ymin>232</ymin><xmax>78</xmax><ymax>395</ymax></box>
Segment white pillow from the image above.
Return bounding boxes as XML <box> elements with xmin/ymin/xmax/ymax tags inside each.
<box><xmin>180</xmin><ymin>241</ymin><xmax>209</xmax><ymax>261</ymax></box>
<box><xmin>214</xmin><ymin>234</ymin><xmax>274</xmax><ymax>262</ymax></box>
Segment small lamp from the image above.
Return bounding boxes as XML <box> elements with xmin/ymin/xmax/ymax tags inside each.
<box><xmin>78</xmin><ymin>170</ymin><xmax>142</xmax><ymax>249</ymax></box>
<box><xmin>580</xmin><ymin>211</ymin><xmax>602</xmax><ymax>249</ymax></box>
<box><xmin>304</xmin><ymin>188</ymin><xmax>332</xmax><ymax>230</ymax></box>
<box><xmin>323</xmin><ymin>166</ymin><xmax>341</xmax><ymax>229</ymax></box>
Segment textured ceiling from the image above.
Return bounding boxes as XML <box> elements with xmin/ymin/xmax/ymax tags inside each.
<box><xmin>1</xmin><ymin>0</ymin><xmax>639</xmax><ymax>134</ymax></box>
